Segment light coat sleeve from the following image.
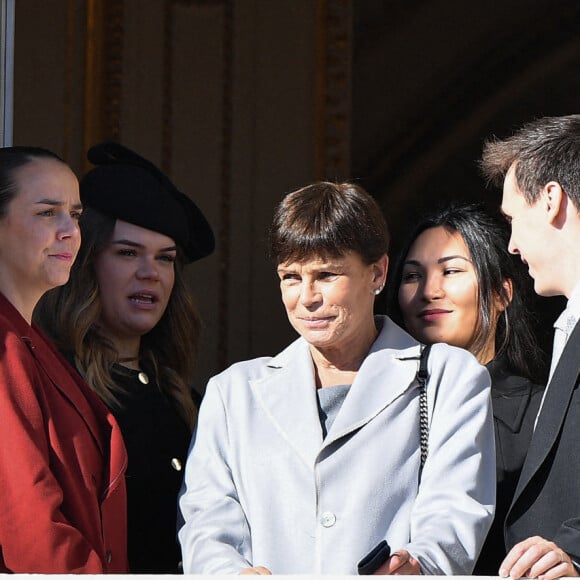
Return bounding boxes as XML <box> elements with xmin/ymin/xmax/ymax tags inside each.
<box><xmin>403</xmin><ymin>343</ymin><xmax>496</xmax><ymax>574</ymax></box>
<box><xmin>179</xmin><ymin>375</ymin><xmax>253</xmax><ymax>574</ymax></box>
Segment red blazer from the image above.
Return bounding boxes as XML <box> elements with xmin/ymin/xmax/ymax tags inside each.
<box><xmin>0</xmin><ymin>293</ymin><xmax>128</xmax><ymax>572</ymax></box>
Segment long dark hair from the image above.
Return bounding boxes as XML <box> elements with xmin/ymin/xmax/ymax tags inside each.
<box><xmin>388</xmin><ymin>202</ymin><xmax>543</xmax><ymax>381</ymax></box>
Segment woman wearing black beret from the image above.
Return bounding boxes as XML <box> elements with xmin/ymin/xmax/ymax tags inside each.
<box><xmin>37</xmin><ymin>142</ymin><xmax>215</xmax><ymax>573</ymax></box>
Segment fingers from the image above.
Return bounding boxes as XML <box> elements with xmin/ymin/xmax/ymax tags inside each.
<box><xmin>499</xmin><ymin>536</ymin><xmax>537</xmax><ymax>577</ymax></box>
<box><xmin>239</xmin><ymin>566</ymin><xmax>272</xmax><ymax>575</ymax></box>
<box><xmin>373</xmin><ymin>550</ymin><xmax>421</xmax><ymax>575</ymax></box>
<box><xmin>499</xmin><ymin>536</ymin><xmax>578</xmax><ymax>580</ymax></box>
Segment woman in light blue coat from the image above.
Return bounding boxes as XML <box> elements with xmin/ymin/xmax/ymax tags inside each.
<box><xmin>179</xmin><ymin>182</ymin><xmax>495</xmax><ymax>575</ymax></box>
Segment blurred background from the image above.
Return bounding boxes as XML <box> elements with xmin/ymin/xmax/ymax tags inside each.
<box><xmin>9</xmin><ymin>0</ymin><xmax>579</xmax><ymax>390</ymax></box>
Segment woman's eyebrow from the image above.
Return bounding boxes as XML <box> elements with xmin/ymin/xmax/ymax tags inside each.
<box><xmin>438</xmin><ymin>255</ymin><xmax>471</xmax><ymax>264</ymax></box>
<box><xmin>111</xmin><ymin>239</ymin><xmax>177</xmax><ymax>252</ymax></box>
<box><xmin>111</xmin><ymin>239</ymin><xmax>143</xmax><ymax>248</ymax></box>
<box><xmin>35</xmin><ymin>198</ymin><xmax>83</xmax><ymax>211</ymax></box>
<box><xmin>403</xmin><ymin>255</ymin><xmax>471</xmax><ymax>266</ymax></box>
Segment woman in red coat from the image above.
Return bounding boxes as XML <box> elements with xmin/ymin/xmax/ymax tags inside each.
<box><xmin>0</xmin><ymin>146</ymin><xmax>128</xmax><ymax>572</ymax></box>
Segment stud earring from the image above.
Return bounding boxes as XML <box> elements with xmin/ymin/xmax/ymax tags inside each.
<box><xmin>374</xmin><ymin>284</ymin><xmax>384</xmax><ymax>296</ymax></box>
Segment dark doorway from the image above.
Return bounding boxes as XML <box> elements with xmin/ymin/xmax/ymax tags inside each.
<box><xmin>351</xmin><ymin>0</ymin><xmax>579</xmax><ymax>379</ymax></box>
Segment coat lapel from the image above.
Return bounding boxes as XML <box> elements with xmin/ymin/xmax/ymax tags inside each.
<box><xmin>323</xmin><ymin>319</ymin><xmax>420</xmax><ymax>448</ymax></box>
<box><xmin>25</xmin><ymin>324</ymin><xmax>107</xmax><ymax>456</ymax></box>
<box><xmin>251</xmin><ymin>338</ymin><xmax>324</xmax><ymax>468</ymax></box>
<box><xmin>25</xmin><ymin>327</ymin><xmax>129</xmax><ymax>496</ymax></box>
<box><xmin>252</xmin><ymin>318</ymin><xmax>421</xmax><ymax>467</ymax></box>
<box><xmin>488</xmin><ymin>357</ymin><xmax>538</xmax><ymax>433</ymax></box>
<box><xmin>512</xmin><ymin>321</ymin><xmax>580</xmax><ymax>503</ymax></box>
<box><xmin>0</xmin><ymin>293</ymin><xmax>106</xmax><ymax>458</ymax></box>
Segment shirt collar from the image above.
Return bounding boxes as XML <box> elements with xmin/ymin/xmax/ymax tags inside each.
<box><xmin>555</xmin><ymin>282</ymin><xmax>580</xmax><ymax>330</ymax></box>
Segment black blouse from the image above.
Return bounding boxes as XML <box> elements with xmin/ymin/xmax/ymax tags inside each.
<box><xmin>473</xmin><ymin>356</ymin><xmax>544</xmax><ymax>575</ymax></box>
<box><xmin>110</xmin><ymin>366</ymin><xmax>192</xmax><ymax>574</ymax></box>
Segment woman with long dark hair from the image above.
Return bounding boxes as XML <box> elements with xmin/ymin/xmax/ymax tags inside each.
<box><xmin>390</xmin><ymin>202</ymin><xmax>544</xmax><ymax>575</ymax></box>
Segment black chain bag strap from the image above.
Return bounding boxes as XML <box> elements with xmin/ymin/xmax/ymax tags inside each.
<box><xmin>417</xmin><ymin>344</ymin><xmax>432</xmax><ymax>482</ymax></box>
<box><xmin>357</xmin><ymin>343</ymin><xmax>433</xmax><ymax>575</ymax></box>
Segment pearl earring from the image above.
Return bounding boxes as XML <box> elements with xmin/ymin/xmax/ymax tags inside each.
<box><xmin>374</xmin><ymin>284</ymin><xmax>384</xmax><ymax>296</ymax></box>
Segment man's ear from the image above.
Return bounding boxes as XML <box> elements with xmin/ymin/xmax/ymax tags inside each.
<box><xmin>543</xmin><ymin>181</ymin><xmax>565</xmax><ymax>225</ymax></box>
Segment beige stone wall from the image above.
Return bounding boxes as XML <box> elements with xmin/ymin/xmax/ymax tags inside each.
<box><xmin>13</xmin><ymin>0</ymin><xmax>578</xmax><ymax>386</ymax></box>
<box><xmin>13</xmin><ymin>0</ymin><xmax>343</xmax><ymax>389</ymax></box>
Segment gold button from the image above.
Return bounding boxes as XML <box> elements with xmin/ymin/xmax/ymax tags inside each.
<box><xmin>171</xmin><ymin>458</ymin><xmax>182</xmax><ymax>471</ymax></box>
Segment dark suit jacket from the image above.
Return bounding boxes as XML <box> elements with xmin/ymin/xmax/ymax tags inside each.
<box><xmin>0</xmin><ymin>292</ymin><xmax>129</xmax><ymax>572</ymax></box>
<box><xmin>473</xmin><ymin>357</ymin><xmax>544</xmax><ymax>575</ymax></box>
<box><xmin>505</xmin><ymin>321</ymin><xmax>580</xmax><ymax>561</ymax></box>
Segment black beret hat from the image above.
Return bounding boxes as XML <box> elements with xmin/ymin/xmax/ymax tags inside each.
<box><xmin>80</xmin><ymin>142</ymin><xmax>215</xmax><ymax>263</ymax></box>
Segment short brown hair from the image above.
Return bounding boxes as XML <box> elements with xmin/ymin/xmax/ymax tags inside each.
<box><xmin>268</xmin><ymin>181</ymin><xmax>389</xmax><ymax>265</ymax></box>
<box><xmin>480</xmin><ymin>114</ymin><xmax>580</xmax><ymax>206</ymax></box>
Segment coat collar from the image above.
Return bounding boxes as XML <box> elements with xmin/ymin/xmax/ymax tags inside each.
<box><xmin>487</xmin><ymin>356</ymin><xmax>542</xmax><ymax>433</ymax></box>
<box><xmin>25</xmin><ymin>327</ymin><xmax>128</xmax><ymax>499</ymax></box>
<box><xmin>251</xmin><ymin>316</ymin><xmax>422</xmax><ymax>467</ymax></box>
<box><xmin>0</xmin><ymin>292</ymin><xmax>107</xmax><ymax>457</ymax></box>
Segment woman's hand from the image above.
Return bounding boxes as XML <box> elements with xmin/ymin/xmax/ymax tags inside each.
<box><xmin>499</xmin><ymin>536</ymin><xmax>579</xmax><ymax>580</ymax></box>
<box><xmin>373</xmin><ymin>550</ymin><xmax>421</xmax><ymax>575</ymax></box>
<box><xmin>240</xmin><ymin>566</ymin><xmax>272</xmax><ymax>575</ymax></box>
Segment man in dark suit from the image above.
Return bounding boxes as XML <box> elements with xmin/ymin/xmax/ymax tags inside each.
<box><xmin>481</xmin><ymin>114</ymin><xmax>580</xmax><ymax>580</ymax></box>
